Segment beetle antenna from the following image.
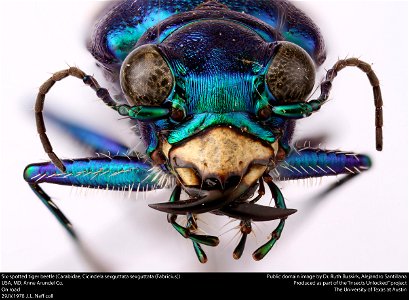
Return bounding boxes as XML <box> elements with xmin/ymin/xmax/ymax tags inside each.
<box><xmin>316</xmin><ymin>58</ymin><xmax>383</xmax><ymax>151</ymax></box>
<box><xmin>35</xmin><ymin>67</ymin><xmax>119</xmax><ymax>172</ymax></box>
<box><xmin>274</xmin><ymin>59</ymin><xmax>383</xmax><ymax>151</ymax></box>
<box><xmin>305</xmin><ymin>81</ymin><xmax>321</xmax><ymax>101</ymax></box>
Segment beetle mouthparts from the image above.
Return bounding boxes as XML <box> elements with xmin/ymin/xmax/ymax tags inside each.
<box><xmin>149</xmin><ymin>198</ymin><xmax>297</xmax><ymax>221</ymax></box>
<box><xmin>149</xmin><ymin>185</ymin><xmax>247</xmax><ymax>214</ymax></box>
<box><xmin>220</xmin><ymin>203</ymin><xmax>297</xmax><ymax>221</ymax></box>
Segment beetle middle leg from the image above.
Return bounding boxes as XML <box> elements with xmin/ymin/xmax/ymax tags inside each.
<box><xmin>166</xmin><ymin>184</ymin><xmax>219</xmax><ymax>263</ymax></box>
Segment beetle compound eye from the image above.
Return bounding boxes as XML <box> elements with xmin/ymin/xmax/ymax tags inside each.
<box><xmin>266</xmin><ymin>42</ymin><xmax>315</xmax><ymax>102</ymax></box>
<box><xmin>120</xmin><ymin>44</ymin><xmax>174</xmax><ymax>106</ymax></box>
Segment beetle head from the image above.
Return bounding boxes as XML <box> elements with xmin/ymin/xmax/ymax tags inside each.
<box><xmin>119</xmin><ymin>6</ymin><xmax>316</xmax><ymax>213</ymax></box>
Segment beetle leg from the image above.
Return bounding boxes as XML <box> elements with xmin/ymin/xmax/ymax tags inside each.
<box><xmin>24</xmin><ymin>156</ymin><xmax>162</xmax><ymax>190</ymax></box>
<box><xmin>166</xmin><ymin>185</ymin><xmax>219</xmax><ymax>263</ymax></box>
<box><xmin>218</xmin><ymin>178</ymin><xmax>295</xmax><ymax>259</ymax></box>
<box><xmin>233</xmin><ymin>220</ymin><xmax>252</xmax><ymax>260</ymax></box>
<box><xmin>24</xmin><ymin>156</ymin><xmax>167</xmax><ymax>238</ymax></box>
<box><xmin>273</xmin><ymin>147</ymin><xmax>371</xmax><ymax>181</ymax></box>
<box><xmin>28</xmin><ymin>183</ymin><xmax>78</xmax><ymax>239</ymax></box>
<box><xmin>314</xmin><ymin>174</ymin><xmax>358</xmax><ymax>200</ymax></box>
<box><xmin>44</xmin><ymin>112</ymin><xmax>129</xmax><ymax>155</ymax></box>
<box><xmin>249</xmin><ymin>178</ymin><xmax>265</xmax><ymax>204</ymax></box>
<box><xmin>252</xmin><ymin>174</ymin><xmax>288</xmax><ymax>261</ymax></box>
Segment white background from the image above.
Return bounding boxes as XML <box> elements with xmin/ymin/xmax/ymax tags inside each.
<box><xmin>0</xmin><ymin>0</ymin><xmax>408</xmax><ymax>272</ymax></box>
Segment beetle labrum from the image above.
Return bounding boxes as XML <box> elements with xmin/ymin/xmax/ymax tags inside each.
<box><xmin>24</xmin><ymin>0</ymin><xmax>383</xmax><ymax>263</ymax></box>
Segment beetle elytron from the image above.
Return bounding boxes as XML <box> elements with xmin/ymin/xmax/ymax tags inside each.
<box><xmin>24</xmin><ymin>0</ymin><xmax>383</xmax><ymax>263</ymax></box>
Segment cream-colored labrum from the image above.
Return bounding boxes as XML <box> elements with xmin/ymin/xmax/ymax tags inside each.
<box><xmin>163</xmin><ymin>126</ymin><xmax>278</xmax><ymax>188</ymax></box>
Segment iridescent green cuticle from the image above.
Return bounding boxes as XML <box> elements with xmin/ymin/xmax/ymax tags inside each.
<box><xmin>169</xmin><ymin>185</ymin><xmax>181</xmax><ymax>203</ymax></box>
<box><xmin>189</xmin><ymin>235</ymin><xmax>219</xmax><ymax>247</ymax></box>
<box><xmin>171</xmin><ymin>223</ymin><xmax>189</xmax><ymax>238</ymax></box>
<box><xmin>271</xmin><ymin>101</ymin><xmax>321</xmax><ymax>118</ymax></box>
<box><xmin>193</xmin><ymin>242</ymin><xmax>207</xmax><ymax>264</ymax></box>
<box><xmin>167</xmin><ymin>112</ymin><xmax>277</xmax><ymax>145</ymax></box>
<box><xmin>270</xmin><ymin>180</ymin><xmax>285</xmax><ymax>208</ymax></box>
<box><xmin>118</xmin><ymin>105</ymin><xmax>170</xmax><ymax>121</ymax></box>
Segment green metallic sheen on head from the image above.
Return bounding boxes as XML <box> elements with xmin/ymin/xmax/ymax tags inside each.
<box><xmin>116</xmin><ymin>5</ymin><xmax>318</xmax><ymax>161</ymax></box>
<box><xmin>167</xmin><ymin>112</ymin><xmax>277</xmax><ymax>145</ymax></box>
<box><xmin>159</xmin><ymin>19</ymin><xmax>274</xmax><ymax>116</ymax></box>
<box><xmin>118</xmin><ymin>105</ymin><xmax>170</xmax><ymax>121</ymax></box>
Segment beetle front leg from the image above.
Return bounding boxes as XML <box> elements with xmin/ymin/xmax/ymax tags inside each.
<box><xmin>24</xmin><ymin>156</ymin><xmax>167</xmax><ymax>239</ymax></box>
<box><xmin>252</xmin><ymin>174</ymin><xmax>288</xmax><ymax>261</ymax></box>
<box><xmin>166</xmin><ymin>185</ymin><xmax>219</xmax><ymax>263</ymax></box>
<box><xmin>44</xmin><ymin>112</ymin><xmax>129</xmax><ymax>155</ymax></box>
<box><xmin>273</xmin><ymin>148</ymin><xmax>371</xmax><ymax>180</ymax></box>
<box><xmin>29</xmin><ymin>183</ymin><xmax>78</xmax><ymax>239</ymax></box>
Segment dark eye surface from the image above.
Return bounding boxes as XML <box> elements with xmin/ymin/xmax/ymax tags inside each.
<box><xmin>266</xmin><ymin>42</ymin><xmax>315</xmax><ymax>102</ymax></box>
<box><xmin>120</xmin><ymin>44</ymin><xmax>174</xmax><ymax>106</ymax></box>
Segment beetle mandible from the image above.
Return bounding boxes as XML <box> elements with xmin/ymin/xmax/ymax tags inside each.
<box><xmin>24</xmin><ymin>0</ymin><xmax>383</xmax><ymax>263</ymax></box>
